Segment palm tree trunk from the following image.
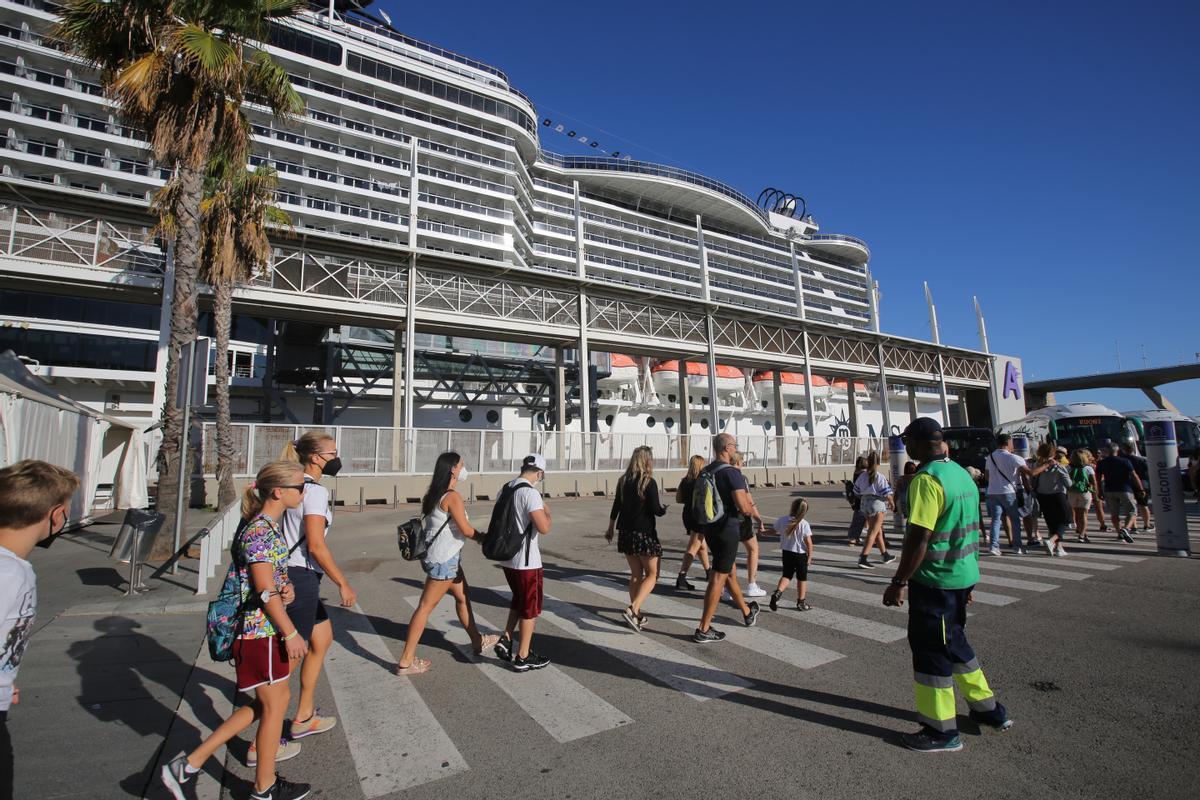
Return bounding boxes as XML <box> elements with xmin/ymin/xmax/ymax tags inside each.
<box><xmin>152</xmin><ymin>163</ymin><xmax>204</xmax><ymax>560</ymax></box>
<box><xmin>214</xmin><ymin>277</ymin><xmax>237</xmax><ymax>509</ymax></box>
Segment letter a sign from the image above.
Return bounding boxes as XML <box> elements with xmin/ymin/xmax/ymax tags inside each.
<box><xmin>1003</xmin><ymin>361</ymin><xmax>1022</xmax><ymax>400</ymax></box>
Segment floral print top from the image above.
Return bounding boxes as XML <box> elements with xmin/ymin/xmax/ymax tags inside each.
<box><xmin>236</xmin><ymin>513</ymin><xmax>289</xmax><ymax>639</ymax></box>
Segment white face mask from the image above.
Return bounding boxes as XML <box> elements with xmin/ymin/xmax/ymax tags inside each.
<box><xmin>457</xmin><ymin>465</ymin><xmax>470</xmax><ymax>481</ymax></box>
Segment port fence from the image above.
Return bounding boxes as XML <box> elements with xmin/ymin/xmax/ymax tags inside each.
<box><xmin>200</xmin><ymin>423</ymin><xmax>891</xmax><ymax>477</ymax></box>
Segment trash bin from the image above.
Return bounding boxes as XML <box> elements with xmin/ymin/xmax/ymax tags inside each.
<box><xmin>109</xmin><ymin>508</ymin><xmax>166</xmax><ymax>564</ymax></box>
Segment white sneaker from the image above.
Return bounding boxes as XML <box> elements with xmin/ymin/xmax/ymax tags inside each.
<box><xmin>1043</xmin><ymin>539</ymin><xmax>1055</xmax><ymax>557</ymax></box>
<box><xmin>988</xmin><ymin>546</ymin><xmax>1002</xmax><ymax>556</ymax></box>
<box><xmin>744</xmin><ymin>583</ymin><xmax>767</xmax><ymax>598</ymax></box>
<box><xmin>1055</xmin><ymin>545</ymin><xmax>1067</xmax><ymax>557</ymax></box>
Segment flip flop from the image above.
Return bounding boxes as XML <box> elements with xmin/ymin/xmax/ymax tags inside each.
<box><xmin>474</xmin><ymin>634</ymin><xmax>500</xmax><ymax>656</ymax></box>
<box><xmin>395</xmin><ymin>657</ymin><xmax>431</xmax><ymax>676</ymax></box>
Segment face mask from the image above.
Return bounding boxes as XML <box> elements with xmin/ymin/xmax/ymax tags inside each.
<box><xmin>321</xmin><ymin>457</ymin><xmax>343</xmax><ymax>477</ymax></box>
<box><xmin>36</xmin><ymin>508</ymin><xmax>67</xmax><ymax>549</ymax></box>
<box><xmin>457</xmin><ymin>466</ymin><xmax>470</xmax><ymax>481</ymax></box>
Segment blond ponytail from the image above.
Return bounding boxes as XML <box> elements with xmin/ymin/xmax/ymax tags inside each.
<box><xmin>241</xmin><ymin>460</ymin><xmax>304</xmax><ymax>520</ymax></box>
<box><xmin>281</xmin><ymin>431</ymin><xmax>333</xmax><ymax>466</ymax></box>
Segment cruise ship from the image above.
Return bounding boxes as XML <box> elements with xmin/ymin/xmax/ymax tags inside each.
<box><xmin>0</xmin><ymin>0</ymin><xmax>1015</xmax><ymax>477</ymax></box>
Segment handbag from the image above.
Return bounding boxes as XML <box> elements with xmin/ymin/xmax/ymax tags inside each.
<box><xmin>397</xmin><ymin>515</ymin><xmax>450</xmax><ymax>561</ymax></box>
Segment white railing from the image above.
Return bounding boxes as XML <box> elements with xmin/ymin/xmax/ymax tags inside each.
<box><xmin>194</xmin><ymin>502</ymin><xmax>242</xmax><ymax>595</ymax></box>
<box><xmin>200</xmin><ymin>423</ymin><xmax>890</xmax><ymax>477</ymax></box>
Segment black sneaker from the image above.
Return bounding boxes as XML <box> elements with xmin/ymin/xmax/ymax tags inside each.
<box><xmin>969</xmin><ymin>703</ymin><xmax>1013</xmax><ymax>731</ymax></box>
<box><xmin>512</xmin><ymin>652</ymin><xmax>550</xmax><ymax>672</ymax></box>
<box><xmin>675</xmin><ymin>575</ymin><xmax>695</xmax><ymax>590</ymax></box>
<box><xmin>160</xmin><ymin>753</ymin><xmax>191</xmax><ymax>800</ymax></box>
<box><xmin>769</xmin><ymin>591</ymin><xmax>781</xmax><ymax>612</ymax></box>
<box><xmin>858</xmin><ymin>557</ymin><xmax>874</xmax><ymax>569</ymax></box>
<box><xmin>251</xmin><ymin>776</ymin><xmax>311</xmax><ymax>800</ymax></box>
<box><xmin>693</xmin><ymin>626</ymin><xmax>726</xmax><ymax>643</ymax></box>
<box><xmin>744</xmin><ymin>601</ymin><xmax>760</xmax><ymax>627</ymax></box>
<box><xmin>881</xmin><ymin>553</ymin><xmax>897</xmax><ymax>564</ymax></box>
<box><xmin>494</xmin><ymin>636</ymin><xmax>512</xmax><ymax>662</ymax></box>
<box><xmin>900</xmin><ymin>729</ymin><xmax>963</xmax><ymax>753</ymax></box>
<box><xmin>796</xmin><ymin>599</ymin><xmax>812</xmax><ymax>611</ymax></box>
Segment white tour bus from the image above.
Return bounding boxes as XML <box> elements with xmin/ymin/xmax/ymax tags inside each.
<box><xmin>995</xmin><ymin>402</ymin><xmax>1137</xmax><ymax>454</ymax></box>
<box><xmin>1123</xmin><ymin>408</ymin><xmax>1198</xmax><ymax>476</ymax></box>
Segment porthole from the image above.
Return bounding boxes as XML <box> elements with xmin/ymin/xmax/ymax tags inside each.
<box><xmin>665</xmin><ymin>417</ymin><xmax>675</xmax><ymax>429</ymax></box>
<box><xmin>605</xmin><ymin>414</ymin><xmax>615</xmax><ymax>427</ymax></box>
<box><xmin>486</xmin><ymin>409</ymin><xmax>500</xmax><ymax>424</ymax></box>
<box><xmin>646</xmin><ymin>417</ymin><xmax>657</xmax><ymax>428</ymax></box>
<box><xmin>764</xmin><ymin>420</ymin><xmax>773</xmax><ymax>431</ymax></box>
<box><xmin>458</xmin><ymin>408</ymin><xmax>472</xmax><ymax>423</ymax></box>
<box><xmin>700</xmin><ymin>418</ymin><xmax>710</xmax><ymax>429</ymax></box>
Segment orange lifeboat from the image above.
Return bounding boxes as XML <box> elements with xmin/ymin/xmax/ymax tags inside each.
<box><xmin>650</xmin><ymin>360</ymin><xmax>743</xmax><ymax>395</ymax></box>
<box><xmin>751</xmin><ymin>371</ymin><xmax>829</xmax><ymax>399</ymax></box>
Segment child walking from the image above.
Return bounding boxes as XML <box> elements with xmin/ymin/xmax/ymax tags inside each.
<box><xmin>770</xmin><ymin>497</ymin><xmax>814</xmax><ymax>612</ymax></box>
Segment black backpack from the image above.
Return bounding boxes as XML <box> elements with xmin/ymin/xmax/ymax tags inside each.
<box><xmin>481</xmin><ymin>480</ymin><xmax>537</xmax><ymax>565</ymax></box>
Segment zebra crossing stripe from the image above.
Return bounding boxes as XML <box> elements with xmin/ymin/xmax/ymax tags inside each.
<box><xmin>562</xmin><ymin>574</ymin><xmax>851</xmax><ymax>659</ymax></box>
<box><xmin>978</xmin><ymin>561</ymin><xmax>1091</xmax><ymax>580</ymax></box>
<box><xmin>803</xmin><ymin>564</ymin><xmax>1020</xmax><ymax>606</ymax></box>
<box><xmin>534</xmin><ymin>589</ymin><xmax>754</xmax><ymax>701</ymax></box>
<box><xmin>796</xmin><ymin>549</ymin><xmax>1061</xmax><ymax>591</ymax></box>
<box><xmin>811</xmin><ymin>582</ymin><xmax>910</xmax><ymax>612</ymax></box>
<box><xmin>972</xmin><ymin>574</ymin><xmax>1058</xmax><ymax>592</ymax></box>
<box><xmin>1052</xmin><ymin>548</ymin><xmax>1146</xmax><ymax>562</ymax></box>
<box><xmin>325</xmin><ymin>605</ymin><xmax>468</xmax><ymax>796</ymax></box>
<box><xmin>403</xmin><ymin>595</ymin><xmax>632</xmax><ymax>743</ymax></box>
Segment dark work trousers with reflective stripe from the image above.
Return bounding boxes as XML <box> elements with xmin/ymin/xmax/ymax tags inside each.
<box><xmin>908</xmin><ymin>581</ymin><xmax>1004</xmax><ymax>738</ymax></box>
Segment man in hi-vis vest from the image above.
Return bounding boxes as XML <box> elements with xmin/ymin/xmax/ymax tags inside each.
<box><xmin>884</xmin><ymin>417</ymin><xmax>1012</xmax><ymax>752</ymax></box>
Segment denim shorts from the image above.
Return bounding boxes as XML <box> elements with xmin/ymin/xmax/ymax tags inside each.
<box><xmin>422</xmin><ymin>551</ymin><xmax>462</xmax><ymax>581</ymax></box>
<box><xmin>861</xmin><ymin>497</ymin><xmax>888</xmax><ymax>517</ymax></box>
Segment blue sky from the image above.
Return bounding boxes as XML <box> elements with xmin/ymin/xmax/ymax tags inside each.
<box><xmin>378</xmin><ymin>0</ymin><xmax>1200</xmax><ymax>414</ymax></box>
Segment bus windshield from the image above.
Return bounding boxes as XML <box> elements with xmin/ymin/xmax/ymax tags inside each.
<box><xmin>1052</xmin><ymin>416</ymin><xmax>1128</xmax><ymax>451</ymax></box>
<box><xmin>1175</xmin><ymin>420</ymin><xmax>1199</xmax><ymax>454</ymax></box>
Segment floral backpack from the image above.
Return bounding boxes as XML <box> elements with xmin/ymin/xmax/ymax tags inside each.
<box><xmin>205</xmin><ymin>523</ymin><xmax>251</xmax><ymax>662</ymax></box>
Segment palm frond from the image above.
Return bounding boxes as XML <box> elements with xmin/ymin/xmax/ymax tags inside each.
<box><xmin>245</xmin><ymin>50</ymin><xmax>304</xmax><ymax>120</ymax></box>
<box><xmin>173</xmin><ymin>23</ymin><xmax>240</xmax><ymax>82</ymax></box>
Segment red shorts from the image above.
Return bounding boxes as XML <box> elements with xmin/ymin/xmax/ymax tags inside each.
<box><xmin>503</xmin><ymin>567</ymin><xmax>543</xmax><ymax>620</ymax></box>
<box><xmin>233</xmin><ymin>635</ymin><xmax>290</xmax><ymax>691</ymax></box>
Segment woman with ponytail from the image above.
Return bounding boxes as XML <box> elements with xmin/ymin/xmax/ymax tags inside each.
<box><xmin>770</xmin><ymin>496</ymin><xmax>814</xmax><ymax>612</ymax></box>
<box><xmin>161</xmin><ymin>462</ymin><xmax>312</xmax><ymax>800</ymax></box>
<box><xmin>395</xmin><ymin>451</ymin><xmax>497</xmax><ymax>675</ymax></box>
<box><xmin>273</xmin><ymin>432</ymin><xmax>352</xmax><ymax>753</ymax></box>
<box><xmin>854</xmin><ymin>450</ymin><xmax>896</xmax><ymax>569</ymax></box>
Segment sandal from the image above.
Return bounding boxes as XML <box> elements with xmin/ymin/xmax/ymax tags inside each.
<box><xmin>474</xmin><ymin>634</ymin><xmax>500</xmax><ymax>656</ymax></box>
<box><xmin>395</xmin><ymin>657</ymin><xmax>431</xmax><ymax>676</ymax></box>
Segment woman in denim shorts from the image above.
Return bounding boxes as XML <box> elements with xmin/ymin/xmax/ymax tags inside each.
<box><xmin>395</xmin><ymin>451</ymin><xmax>498</xmax><ymax>675</ymax></box>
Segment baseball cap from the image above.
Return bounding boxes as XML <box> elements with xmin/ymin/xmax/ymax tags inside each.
<box><xmin>522</xmin><ymin>453</ymin><xmax>547</xmax><ymax>472</ymax></box>
<box><xmin>901</xmin><ymin>417</ymin><xmax>943</xmax><ymax>443</ymax></box>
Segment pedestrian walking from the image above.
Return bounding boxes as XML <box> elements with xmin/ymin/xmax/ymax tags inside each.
<box><xmin>693</xmin><ymin>434</ymin><xmax>762</xmax><ymax>643</ymax></box>
<box><xmin>604</xmin><ymin>446</ymin><xmax>667</xmax><ymax>631</ymax></box>
<box><xmin>1033</xmin><ymin>443</ymin><xmax>1072</xmax><ymax>556</ymax></box>
<box><xmin>493</xmin><ymin>455</ymin><xmax>553</xmax><ymax>671</ymax></box>
<box><xmin>396</xmin><ymin>452</ymin><xmax>499</xmax><ymax>675</ymax></box>
<box><xmin>0</xmin><ymin>460</ymin><xmax>80</xmax><ymax>800</ymax></box>
<box><xmin>728</xmin><ymin>452</ymin><xmax>767</xmax><ymax>597</ymax></box>
<box><xmin>674</xmin><ymin>455</ymin><xmax>711</xmax><ymax>590</ymax></box>
<box><xmin>896</xmin><ymin>461</ymin><xmax>918</xmax><ymax>521</ymax></box>
<box><xmin>1096</xmin><ymin>443</ymin><xmax>1143</xmax><ymax>542</ymax></box>
<box><xmin>845</xmin><ymin>456</ymin><xmax>868</xmax><ymax>546</ymax></box>
<box><xmin>855</xmin><ymin>451</ymin><xmax>896</xmax><ymax>569</ymax></box>
<box><xmin>770</xmin><ymin>497</ymin><xmax>814</xmax><ymax>612</ymax></box>
<box><xmin>883</xmin><ymin>418</ymin><xmax>1011</xmax><ymax>753</ymax></box>
<box><xmin>984</xmin><ymin>434</ymin><xmax>1034</xmax><ymax>555</ymax></box>
<box><xmin>1067</xmin><ymin>449</ymin><xmax>1099</xmax><ymax>543</ymax></box>
<box><xmin>161</xmin><ymin>461</ymin><xmax>312</xmax><ymax>800</ymax></box>
<box><xmin>270</xmin><ymin>432</ymin><xmax>352</xmax><ymax>761</ymax></box>
<box><xmin>1120</xmin><ymin>442</ymin><xmax>1154</xmax><ymax>534</ymax></box>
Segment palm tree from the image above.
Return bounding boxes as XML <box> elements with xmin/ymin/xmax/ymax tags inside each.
<box><xmin>55</xmin><ymin>0</ymin><xmax>303</xmax><ymax>553</ymax></box>
<box><xmin>199</xmin><ymin>157</ymin><xmax>290</xmax><ymax>508</ymax></box>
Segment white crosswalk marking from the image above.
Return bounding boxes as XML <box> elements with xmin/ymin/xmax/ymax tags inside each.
<box><xmin>972</xmin><ymin>574</ymin><xmax>1059</xmax><ymax>592</ymax></box>
<box><xmin>325</xmin><ymin>605</ymin><xmax>468</xmax><ymax>796</ymax></box>
<box><xmin>788</xmin><ymin>548</ymin><xmax>1063</xmax><ymax>591</ymax></box>
<box><xmin>563</xmin><ymin>574</ymin><xmax>854</xmax><ymax>656</ymax></box>
<box><xmin>803</xmin><ymin>564</ymin><xmax>1020</xmax><ymax>606</ymax></box>
<box><xmin>1052</xmin><ymin>548</ymin><xmax>1146</xmax><ymax>562</ymax></box>
<box><xmin>978</xmin><ymin>561</ymin><xmax>1091</xmax><ymax>580</ymax></box>
<box><xmin>1018</xmin><ymin>558</ymin><xmax>1120</xmax><ymax>571</ymax></box>
<box><xmin>535</xmin><ymin>590</ymin><xmax>754</xmax><ymax>701</ymax></box>
<box><xmin>402</xmin><ymin>595</ymin><xmax>632</xmax><ymax>743</ymax></box>
<box><xmin>810</xmin><ymin>582</ymin><xmax>908</xmax><ymax>612</ymax></box>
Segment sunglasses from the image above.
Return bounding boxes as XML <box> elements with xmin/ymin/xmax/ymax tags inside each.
<box><xmin>279</xmin><ymin>483</ymin><xmax>309</xmax><ymax>492</ymax></box>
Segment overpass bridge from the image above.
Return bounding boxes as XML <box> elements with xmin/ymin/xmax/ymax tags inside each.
<box><xmin>1025</xmin><ymin>363</ymin><xmax>1200</xmax><ymax>411</ymax></box>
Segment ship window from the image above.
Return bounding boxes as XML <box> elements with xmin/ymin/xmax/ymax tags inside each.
<box><xmin>646</xmin><ymin>417</ymin><xmax>656</xmax><ymax>428</ymax></box>
<box><xmin>791</xmin><ymin>422</ymin><xmax>800</xmax><ymax>431</ymax></box>
<box><xmin>761</xmin><ymin>401</ymin><xmax>769</xmax><ymax>409</ymax></box>
<box><xmin>664</xmin><ymin>418</ymin><xmax>674</xmax><ymax>429</ymax></box>
<box><xmin>458</xmin><ymin>408</ymin><xmax>472</xmax><ymax>423</ymax></box>
<box><xmin>701</xmin><ymin>396</ymin><xmax>710</xmax><ymax>405</ymax></box>
<box><xmin>667</xmin><ymin>394</ymin><xmax>676</xmax><ymax>403</ymax></box>
<box><xmin>764</xmin><ymin>420</ymin><xmax>772</xmax><ymax>431</ymax></box>
<box><xmin>700</xmin><ymin>418</ymin><xmax>710</xmax><ymax>429</ymax></box>
<box><xmin>268</xmin><ymin>25</ymin><xmax>343</xmax><ymax>65</ymax></box>
<box><xmin>605</xmin><ymin>414</ymin><xmax>614</xmax><ymax>427</ymax></box>
<box><xmin>487</xmin><ymin>409</ymin><xmax>500</xmax><ymax>424</ymax></box>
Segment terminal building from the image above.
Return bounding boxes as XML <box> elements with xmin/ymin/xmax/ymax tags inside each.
<box><xmin>0</xmin><ymin>0</ymin><xmax>1023</xmax><ymax>479</ymax></box>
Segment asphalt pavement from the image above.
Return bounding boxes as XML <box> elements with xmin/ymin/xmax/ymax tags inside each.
<box><xmin>10</xmin><ymin>486</ymin><xmax>1200</xmax><ymax>800</ymax></box>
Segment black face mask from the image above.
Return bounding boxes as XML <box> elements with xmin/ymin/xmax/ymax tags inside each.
<box><xmin>35</xmin><ymin>509</ymin><xmax>68</xmax><ymax>549</ymax></box>
<box><xmin>321</xmin><ymin>457</ymin><xmax>343</xmax><ymax>477</ymax></box>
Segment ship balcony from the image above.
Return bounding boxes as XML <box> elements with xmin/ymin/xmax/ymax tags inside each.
<box><xmin>801</xmin><ymin>233</ymin><xmax>871</xmax><ymax>265</ymax></box>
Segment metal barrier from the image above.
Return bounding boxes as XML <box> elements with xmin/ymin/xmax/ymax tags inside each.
<box><xmin>201</xmin><ymin>423</ymin><xmax>889</xmax><ymax>478</ymax></box>
<box><xmin>194</xmin><ymin>502</ymin><xmax>243</xmax><ymax>595</ymax></box>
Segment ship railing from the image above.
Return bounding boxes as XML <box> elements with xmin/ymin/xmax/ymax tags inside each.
<box><xmin>198</xmin><ymin>423</ymin><xmax>892</xmax><ymax>478</ymax></box>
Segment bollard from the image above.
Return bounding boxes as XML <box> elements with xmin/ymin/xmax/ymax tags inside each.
<box><xmin>393</xmin><ymin>485</ymin><xmax>399</xmax><ymax>510</ymax></box>
<box><xmin>358</xmin><ymin>486</ymin><xmax>365</xmax><ymax>512</ymax></box>
<box><xmin>889</xmin><ymin>435</ymin><xmax>908</xmax><ymax>535</ymax></box>
<box><xmin>1143</xmin><ymin>421</ymin><xmax>1191</xmax><ymax>557</ymax></box>
<box><xmin>605</xmin><ymin>479</ymin><xmax>609</xmax><ymax>498</ymax></box>
<box><xmin>1012</xmin><ymin>435</ymin><xmax>1029</xmax><ymax>461</ymax></box>
<box><xmin>575</xmin><ymin>479</ymin><xmax>579</xmax><ymax>498</ymax></box>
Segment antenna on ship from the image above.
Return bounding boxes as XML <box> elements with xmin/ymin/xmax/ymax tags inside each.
<box><xmin>973</xmin><ymin>295</ymin><xmax>990</xmax><ymax>354</ymax></box>
<box><xmin>923</xmin><ymin>281</ymin><xmax>941</xmax><ymax>345</ymax></box>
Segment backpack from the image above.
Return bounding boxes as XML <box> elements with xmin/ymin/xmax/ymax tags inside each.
<box><xmin>396</xmin><ymin>493</ymin><xmax>452</xmax><ymax>561</ymax></box>
<box><xmin>1069</xmin><ymin>467</ymin><xmax>1091</xmax><ymax>494</ymax></box>
<box><xmin>843</xmin><ymin>479</ymin><xmax>861</xmax><ymax>511</ymax></box>
<box><xmin>480</xmin><ymin>480</ymin><xmax>536</xmax><ymax>565</ymax></box>
<box><xmin>690</xmin><ymin>463</ymin><xmax>730</xmax><ymax>531</ymax></box>
<box><xmin>205</xmin><ymin>523</ymin><xmax>252</xmax><ymax>663</ymax></box>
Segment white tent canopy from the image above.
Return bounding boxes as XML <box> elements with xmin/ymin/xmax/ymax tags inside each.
<box><xmin>0</xmin><ymin>350</ymin><xmax>149</xmax><ymax>527</ymax></box>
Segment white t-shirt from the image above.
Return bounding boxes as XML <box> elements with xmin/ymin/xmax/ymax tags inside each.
<box><xmin>0</xmin><ymin>545</ymin><xmax>37</xmax><ymax>712</ymax></box>
<box><xmin>775</xmin><ymin>515</ymin><xmax>812</xmax><ymax>554</ymax></box>
<box><xmin>986</xmin><ymin>450</ymin><xmax>1027</xmax><ymax>496</ymax></box>
<box><xmin>853</xmin><ymin>470</ymin><xmax>891</xmax><ymax>497</ymax></box>
<box><xmin>281</xmin><ymin>476</ymin><xmax>333</xmax><ymax>572</ymax></box>
<box><xmin>504</xmin><ymin>478</ymin><xmax>545</xmax><ymax>570</ymax></box>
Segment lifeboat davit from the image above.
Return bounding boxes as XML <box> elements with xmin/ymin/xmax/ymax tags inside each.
<box><xmin>650</xmin><ymin>360</ymin><xmax>743</xmax><ymax>396</ymax></box>
<box><xmin>598</xmin><ymin>353</ymin><xmax>640</xmax><ymax>388</ymax></box>
<box><xmin>750</xmin><ymin>371</ymin><xmax>829</xmax><ymax>399</ymax></box>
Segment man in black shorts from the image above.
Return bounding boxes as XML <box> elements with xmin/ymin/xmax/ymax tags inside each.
<box><xmin>694</xmin><ymin>433</ymin><xmax>762</xmax><ymax>642</ymax></box>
